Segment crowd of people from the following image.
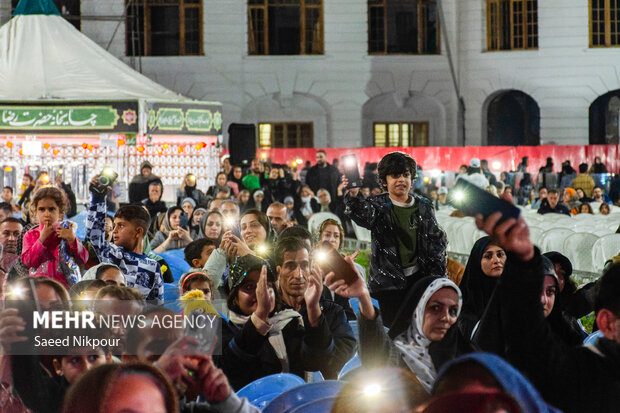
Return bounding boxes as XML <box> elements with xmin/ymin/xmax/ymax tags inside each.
<box><xmin>0</xmin><ymin>150</ymin><xmax>618</xmax><ymax>412</ymax></box>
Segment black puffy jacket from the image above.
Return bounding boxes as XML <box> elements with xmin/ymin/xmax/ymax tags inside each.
<box><xmin>344</xmin><ymin>192</ymin><xmax>447</xmax><ymax>293</ymax></box>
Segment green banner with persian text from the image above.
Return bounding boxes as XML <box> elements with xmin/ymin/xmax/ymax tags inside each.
<box><xmin>0</xmin><ymin>102</ymin><xmax>139</xmax><ymax>134</ymax></box>
<box><xmin>146</xmin><ymin>102</ymin><xmax>223</xmax><ymax>136</ymax></box>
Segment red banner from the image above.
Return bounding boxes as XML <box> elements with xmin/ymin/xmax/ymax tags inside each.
<box><xmin>256</xmin><ymin>145</ymin><xmax>620</xmax><ymax>174</ymax></box>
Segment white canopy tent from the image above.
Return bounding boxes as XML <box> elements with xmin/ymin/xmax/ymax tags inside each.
<box><xmin>0</xmin><ymin>0</ymin><xmax>222</xmax><ymax>201</ymax></box>
<box><xmin>0</xmin><ymin>1</ymin><xmax>187</xmax><ymax>101</ymax></box>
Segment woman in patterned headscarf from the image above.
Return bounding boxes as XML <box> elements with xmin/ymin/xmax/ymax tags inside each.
<box><xmin>326</xmin><ymin>274</ymin><xmax>462</xmax><ymax>393</ymax></box>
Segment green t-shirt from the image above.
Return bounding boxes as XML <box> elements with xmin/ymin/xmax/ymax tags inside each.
<box><xmin>242</xmin><ymin>174</ymin><xmax>260</xmax><ymax>191</ymax></box>
<box><xmin>390</xmin><ymin>199</ymin><xmax>418</xmax><ymax>269</ymax></box>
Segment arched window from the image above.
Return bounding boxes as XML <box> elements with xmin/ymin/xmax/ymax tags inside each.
<box><xmin>589</xmin><ymin>90</ymin><xmax>620</xmax><ymax>144</ymax></box>
<box><xmin>368</xmin><ymin>0</ymin><xmax>439</xmax><ymax>54</ymax></box>
<box><xmin>486</xmin><ymin>0</ymin><xmax>538</xmax><ymax>51</ymax></box>
<box><xmin>486</xmin><ymin>90</ymin><xmax>540</xmax><ymax>146</ymax></box>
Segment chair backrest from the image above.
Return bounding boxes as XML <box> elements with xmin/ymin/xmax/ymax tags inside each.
<box><xmin>351</xmin><ymin>220</ymin><xmax>371</xmax><ymax>242</ymax></box>
<box><xmin>562</xmin><ymin>232</ymin><xmax>599</xmax><ymax>272</ymax></box>
<box><xmin>583</xmin><ymin>330</ymin><xmax>604</xmax><ymax>345</ymax></box>
<box><xmin>263</xmin><ymin>381</ymin><xmax>345</xmax><ymax>413</ymax></box>
<box><xmin>307</xmin><ymin>212</ymin><xmax>341</xmax><ymax>236</ymax></box>
<box><xmin>452</xmin><ymin>219</ymin><xmax>479</xmax><ymax>255</ymax></box>
<box><xmin>528</xmin><ymin>226</ymin><xmax>544</xmax><ymax>246</ymax></box>
<box><xmin>538</xmin><ymin>228</ymin><xmax>575</xmax><ymax>253</ymax></box>
<box><xmin>591</xmin><ymin>234</ymin><xmax>620</xmax><ymax>272</ymax></box>
<box><xmin>289</xmin><ymin>397</ymin><xmax>338</xmax><ymax>413</ymax></box>
<box><xmin>237</xmin><ymin>373</ymin><xmax>305</xmax><ymax>408</ymax></box>
<box><xmin>338</xmin><ymin>353</ymin><xmax>361</xmax><ymax>380</ymax></box>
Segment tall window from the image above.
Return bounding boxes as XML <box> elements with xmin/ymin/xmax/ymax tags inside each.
<box><xmin>590</xmin><ymin>0</ymin><xmax>620</xmax><ymax>47</ymax></box>
<box><xmin>248</xmin><ymin>0</ymin><xmax>323</xmax><ymax>55</ymax></box>
<box><xmin>368</xmin><ymin>0</ymin><xmax>439</xmax><ymax>54</ymax></box>
<box><xmin>373</xmin><ymin>122</ymin><xmax>429</xmax><ymax>147</ymax></box>
<box><xmin>486</xmin><ymin>0</ymin><xmax>538</xmax><ymax>51</ymax></box>
<box><xmin>126</xmin><ymin>0</ymin><xmax>202</xmax><ymax>56</ymax></box>
<box><xmin>258</xmin><ymin>123</ymin><xmax>314</xmax><ymax>148</ymax></box>
<box><xmin>11</xmin><ymin>0</ymin><xmax>80</xmax><ymax>29</ymax></box>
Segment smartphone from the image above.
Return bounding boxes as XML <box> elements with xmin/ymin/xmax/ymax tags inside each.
<box><xmin>179</xmin><ymin>213</ymin><xmax>189</xmax><ymax>230</ymax></box>
<box><xmin>342</xmin><ymin>154</ymin><xmax>361</xmax><ymax>188</ymax></box>
<box><xmin>315</xmin><ymin>242</ymin><xmax>359</xmax><ymax>285</ymax></box>
<box><xmin>448</xmin><ymin>178</ymin><xmax>521</xmax><ymax>223</ymax></box>
<box><xmin>6</xmin><ymin>278</ymin><xmax>40</xmax><ymax>354</ymax></box>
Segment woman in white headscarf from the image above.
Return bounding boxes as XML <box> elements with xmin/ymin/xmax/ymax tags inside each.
<box><xmin>327</xmin><ymin>272</ymin><xmax>462</xmax><ymax>393</ymax></box>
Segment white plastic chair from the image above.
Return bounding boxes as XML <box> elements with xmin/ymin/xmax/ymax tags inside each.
<box><xmin>563</xmin><ymin>233</ymin><xmax>599</xmax><ymax>272</ymax></box>
<box><xmin>528</xmin><ymin>226</ymin><xmax>544</xmax><ymax>246</ymax></box>
<box><xmin>591</xmin><ymin>234</ymin><xmax>620</xmax><ymax>272</ymax></box>
<box><xmin>307</xmin><ymin>212</ymin><xmax>341</xmax><ymax>236</ymax></box>
<box><xmin>538</xmin><ymin>228</ymin><xmax>575</xmax><ymax>253</ymax></box>
<box><xmin>452</xmin><ymin>219</ymin><xmax>479</xmax><ymax>255</ymax></box>
<box><xmin>351</xmin><ymin>221</ymin><xmax>371</xmax><ymax>242</ymax></box>
<box><xmin>446</xmin><ymin>219</ymin><xmax>469</xmax><ymax>253</ymax></box>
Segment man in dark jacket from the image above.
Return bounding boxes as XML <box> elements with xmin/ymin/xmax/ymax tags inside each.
<box><xmin>344</xmin><ymin>151</ymin><xmax>447</xmax><ymax>327</ymax></box>
<box><xmin>305</xmin><ymin>150</ymin><xmax>341</xmax><ymax>201</ymax></box>
<box><xmin>274</xmin><ymin>237</ymin><xmax>356</xmax><ymax>379</ymax></box>
<box><xmin>537</xmin><ymin>189</ymin><xmax>570</xmax><ymax>216</ymax></box>
<box><xmin>477</xmin><ymin>209</ymin><xmax>620</xmax><ymax>413</ymax></box>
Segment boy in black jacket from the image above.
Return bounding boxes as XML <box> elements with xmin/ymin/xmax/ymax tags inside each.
<box><xmin>344</xmin><ymin>151</ymin><xmax>447</xmax><ymax>327</ymax></box>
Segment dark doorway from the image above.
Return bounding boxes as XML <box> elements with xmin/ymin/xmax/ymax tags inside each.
<box><xmin>589</xmin><ymin>90</ymin><xmax>620</xmax><ymax>144</ymax></box>
<box><xmin>487</xmin><ymin>90</ymin><xmax>540</xmax><ymax>146</ymax></box>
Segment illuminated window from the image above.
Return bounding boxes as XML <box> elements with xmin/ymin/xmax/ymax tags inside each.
<box><xmin>487</xmin><ymin>0</ymin><xmax>537</xmax><ymax>51</ymax></box>
<box><xmin>258</xmin><ymin>122</ymin><xmax>313</xmax><ymax>148</ymax></box>
<box><xmin>590</xmin><ymin>0</ymin><xmax>620</xmax><ymax>47</ymax></box>
<box><xmin>373</xmin><ymin>122</ymin><xmax>428</xmax><ymax>147</ymax></box>
<box><xmin>248</xmin><ymin>0</ymin><xmax>323</xmax><ymax>55</ymax></box>
<box><xmin>126</xmin><ymin>0</ymin><xmax>202</xmax><ymax>56</ymax></box>
<box><xmin>368</xmin><ymin>0</ymin><xmax>439</xmax><ymax>54</ymax></box>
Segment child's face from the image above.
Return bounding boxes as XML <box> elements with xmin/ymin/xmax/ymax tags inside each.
<box><xmin>188</xmin><ymin>280</ymin><xmax>212</xmax><ymax>300</ymax></box>
<box><xmin>193</xmin><ymin>245</ymin><xmax>215</xmax><ymax>268</ymax></box>
<box><xmin>36</xmin><ymin>197</ymin><xmax>61</xmax><ymax>225</ymax></box>
<box><xmin>386</xmin><ymin>172</ymin><xmax>412</xmax><ymax>199</ymax></box>
<box><xmin>54</xmin><ymin>352</ymin><xmax>108</xmax><ymax>384</ymax></box>
<box><xmin>112</xmin><ymin>218</ymin><xmax>142</xmax><ymax>250</ymax></box>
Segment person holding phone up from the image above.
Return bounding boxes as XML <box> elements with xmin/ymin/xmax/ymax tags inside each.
<box><xmin>343</xmin><ymin>151</ymin><xmax>447</xmax><ymax>328</ymax></box>
<box><xmin>151</xmin><ymin>206</ymin><xmax>193</xmax><ymax>253</ymax></box>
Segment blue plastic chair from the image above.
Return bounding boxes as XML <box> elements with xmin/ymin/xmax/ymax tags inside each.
<box><xmin>338</xmin><ymin>353</ymin><xmax>362</xmax><ymax>381</ymax></box>
<box><xmin>262</xmin><ymin>380</ymin><xmax>344</xmax><ymax>413</ymax></box>
<box><xmin>158</xmin><ymin>249</ymin><xmax>191</xmax><ymax>282</ymax></box>
<box><xmin>237</xmin><ymin>373</ymin><xmax>305</xmax><ymax>409</ymax></box>
<box><xmin>349</xmin><ymin>297</ymin><xmax>379</xmax><ymax>314</ymax></box>
<box><xmin>584</xmin><ymin>330</ymin><xmax>603</xmax><ymax>345</ymax></box>
<box><xmin>289</xmin><ymin>396</ymin><xmax>338</xmax><ymax>413</ymax></box>
<box><xmin>310</xmin><ymin>370</ymin><xmax>324</xmax><ymax>382</ymax></box>
<box><xmin>71</xmin><ymin>211</ymin><xmax>89</xmax><ymax>241</ymax></box>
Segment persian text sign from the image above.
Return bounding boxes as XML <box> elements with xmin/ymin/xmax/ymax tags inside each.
<box><xmin>146</xmin><ymin>102</ymin><xmax>223</xmax><ymax>136</ymax></box>
<box><xmin>0</xmin><ymin>102</ymin><xmax>139</xmax><ymax>134</ymax></box>
<box><xmin>0</xmin><ymin>106</ymin><xmax>118</xmax><ymax>130</ymax></box>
